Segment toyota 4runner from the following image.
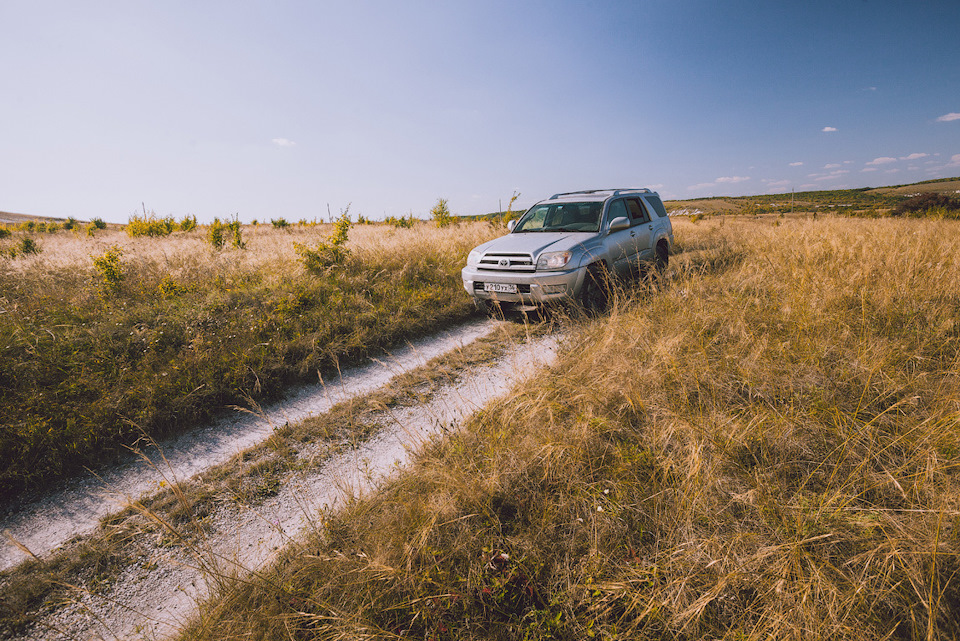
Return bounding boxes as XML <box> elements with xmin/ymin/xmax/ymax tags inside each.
<box><xmin>461</xmin><ymin>188</ymin><xmax>674</xmax><ymax>312</ymax></box>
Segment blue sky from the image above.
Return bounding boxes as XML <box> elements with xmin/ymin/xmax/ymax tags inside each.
<box><xmin>2</xmin><ymin>0</ymin><xmax>959</xmax><ymax>223</ymax></box>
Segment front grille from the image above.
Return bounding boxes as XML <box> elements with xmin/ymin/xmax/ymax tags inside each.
<box><xmin>478</xmin><ymin>252</ymin><xmax>535</xmax><ymax>272</ymax></box>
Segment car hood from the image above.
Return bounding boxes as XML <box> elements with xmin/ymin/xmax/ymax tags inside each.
<box><xmin>475</xmin><ymin>231</ymin><xmax>594</xmax><ymax>257</ymax></box>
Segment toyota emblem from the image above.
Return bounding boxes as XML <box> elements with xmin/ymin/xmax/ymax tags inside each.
<box><xmin>498</xmin><ymin>258</ymin><xmax>510</xmax><ymax>267</ymax></box>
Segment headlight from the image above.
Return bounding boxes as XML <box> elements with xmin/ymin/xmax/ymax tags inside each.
<box><xmin>467</xmin><ymin>249</ymin><xmax>482</xmax><ymax>267</ymax></box>
<box><xmin>536</xmin><ymin>251</ymin><xmax>572</xmax><ymax>270</ymax></box>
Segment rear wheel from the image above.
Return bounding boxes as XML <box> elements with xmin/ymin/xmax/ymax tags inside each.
<box><xmin>654</xmin><ymin>242</ymin><xmax>669</xmax><ymax>274</ymax></box>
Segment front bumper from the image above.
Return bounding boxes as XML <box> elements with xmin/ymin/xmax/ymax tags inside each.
<box><xmin>460</xmin><ymin>265</ymin><xmax>586</xmax><ymax>305</ymax></box>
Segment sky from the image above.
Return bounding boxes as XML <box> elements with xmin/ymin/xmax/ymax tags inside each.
<box><xmin>2</xmin><ymin>0</ymin><xmax>959</xmax><ymax>223</ymax></box>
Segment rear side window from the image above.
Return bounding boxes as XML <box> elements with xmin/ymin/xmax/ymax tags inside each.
<box><xmin>626</xmin><ymin>198</ymin><xmax>651</xmax><ymax>224</ymax></box>
<box><xmin>643</xmin><ymin>195</ymin><xmax>669</xmax><ymax>218</ymax></box>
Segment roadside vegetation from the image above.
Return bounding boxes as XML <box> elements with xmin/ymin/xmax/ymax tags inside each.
<box><xmin>0</xmin><ymin>220</ymin><xmax>500</xmax><ymax>504</ymax></box>
<box><xmin>178</xmin><ymin>215</ymin><xmax>960</xmax><ymax>640</ymax></box>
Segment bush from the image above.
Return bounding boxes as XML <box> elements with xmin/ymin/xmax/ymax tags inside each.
<box><xmin>91</xmin><ymin>245</ymin><xmax>124</xmax><ymax>293</ymax></box>
<box><xmin>179</xmin><ymin>215</ymin><xmax>198</xmax><ymax>232</ymax></box>
<box><xmin>229</xmin><ymin>218</ymin><xmax>245</xmax><ymax>249</ymax></box>
<box><xmin>431</xmin><ymin>198</ymin><xmax>454</xmax><ymax>228</ymax></box>
<box><xmin>271</xmin><ymin>218</ymin><xmax>290</xmax><ymax>230</ymax></box>
<box><xmin>91</xmin><ymin>218</ymin><xmax>107</xmax><ymax>230</ymax></box>
<box><xmin>127</xmin><ymin>214</ymin><xmax>177</xmax><ymax>237</ymax></box>
<box><xmin>295</xmin><ymin>209</ymin><xmax>351</xmax><ymax>271</ymax></box>
<box><xmin>7</xmin><ymin>237</ymin><xmax>42</xmax><ymax>258</ymax></box>
<box><xmin>386</xmin><ymin>214</ymin><xmax>416</xmax><ymax>229</ymax></box>
<box><xmin>208</xmin><ymin>218</ymin><xmax>226</xmax><ymax>250</ymax></box>
<box><xmin>893</xmin><ymin>192</ymin><xmax>960</xmax><ymax>217</ymax></box>
<box><xmin>0</xmin><ymin>226</ymin><xmax>10</xmax><ymax>240</ymax></box>
<box><xmin>63</xmin><ymin>217</ymin><xmax>77</xmax><ymax>230</ymax></box>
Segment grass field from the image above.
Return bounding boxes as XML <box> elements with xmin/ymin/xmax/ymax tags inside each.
<box><xmin>0</xmin><ymin>220</ymin><xmax>501</xmax><ymax>503</ymax></box>
<box><xmin>175</xmin><ymin>215</ymin><xmax>960</xmax><ymax>640</ymax></box>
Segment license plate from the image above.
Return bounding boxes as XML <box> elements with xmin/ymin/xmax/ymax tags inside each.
<box><xmin>483</xmin><ymin>282</ymin><xmax>518</xmax><ymax>294</ymax></box>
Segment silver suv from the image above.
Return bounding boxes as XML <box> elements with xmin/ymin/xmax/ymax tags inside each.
<box><xmin>461</xmin><ymin>189</ymin><xmax>674</xmax><ymax>311</ymax></box>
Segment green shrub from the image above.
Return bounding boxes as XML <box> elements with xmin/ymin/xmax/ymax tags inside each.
<box><xmin>21</xmin><ymin>237</ymin><xmax>41</xmax><ymax>256</ymax></box>
<box><xmin>271</xmin><ymin>218</ymin><xmax>290</xmax><ymax>229</ymax></box>
<box><xmin>179</xmin><ymin>215</ymin><xmax>198</xmax><ymax>232</ymax></box>
<box><xmin>386</xmin><ymin>214</ymin><xmax>416</xmax><ymax>229</ymax></box>
<box><xmin>63</xmin><ymin>217</ymin><xmax>77</xmax><ymax>230</ymax></box>
<box><xmin>229</xmin><ymin>218</ymin><xmax>245</xmax><ymax>249</ymax></box>
<box><xmin>92</xmin><ymin>218</ymin><xmax>107</xmax><ymax>230</ymax></box>
<box><xmin>91</xmin><ymin>245</ymin><xmax>124</xmax><ymax>293</ymax></box>
<box><xmin>295</xmin><ymin>210</ymin><xmax>351</xmax><ymax>271</ymax></box>
<box><xmin>0</xmin><ymin>226</ymin><xmax>10</xmax><ymax>240</ymax></box>
<box><xmin>208</xmin><ymin>218</ymin><xmax>226</xmax><ymax>250</ymax></box>
<box><xmin>431</xmin><ymin>197</ymin><xmax>454</xmax><ymax>228</ymax></box>
<box><xmin>127</xmin><ymin>214</ymin><xmax>177</xmax><ymax>237</ymax></box>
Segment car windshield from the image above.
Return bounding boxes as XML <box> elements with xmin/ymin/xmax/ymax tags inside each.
<box><xmin>513</xmin><ymin>202</ymin><xmax>602</xmax><ymax>233</ymax></box>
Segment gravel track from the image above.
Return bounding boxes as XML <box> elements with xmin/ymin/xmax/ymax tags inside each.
<box><xmin>6</xmin><ymin>319</ymin><xmax>560</xmax><ymax>640</ymax></box>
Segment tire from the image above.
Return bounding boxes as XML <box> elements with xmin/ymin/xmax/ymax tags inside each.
<box><xmin>578</xmin><ymin>265</ymin><xmax>608</xmax><ymax>314</ymax></box>
<box><xmin>654</xmin><ymin>242</ymin><xmax>669</xmax><ymax>274</ymax></box>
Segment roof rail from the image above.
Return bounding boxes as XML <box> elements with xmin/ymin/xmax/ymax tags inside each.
<box><xmin>549</xmin><ymin>188</ymin><xmax>652</xmax><ymax>199</ymax></box>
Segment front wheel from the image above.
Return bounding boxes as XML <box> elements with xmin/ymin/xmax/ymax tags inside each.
<box><xmin>578</xmin><ymin>266</ymin><xmax>608</xmax><ymax>314</ymax></box>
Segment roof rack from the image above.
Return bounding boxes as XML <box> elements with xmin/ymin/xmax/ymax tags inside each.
<box><xmin>549</xmin><ymin>188</ymin><xmax>652</xmax><ymax>199</ymax></box>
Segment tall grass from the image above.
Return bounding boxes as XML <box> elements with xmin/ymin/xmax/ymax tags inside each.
<box><xmin>0</xmin><ymin>221</ymin><xmax>501</xmax><ymax>503</ymax></box>
<box><xmin>179</xmin><ymin>216</ymin><xmax>960</xmax><ymax>640</ymax></box>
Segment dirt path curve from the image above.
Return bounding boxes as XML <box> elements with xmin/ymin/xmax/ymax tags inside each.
<box><xmin>0</xmin><ymin>318</ymin><xmax>498</xmax><ymax>572</ymax></box>
<box><xmin>10</xmin><ymin>320</ymin><xmax>561</xmax><ymax>640</ymax></box>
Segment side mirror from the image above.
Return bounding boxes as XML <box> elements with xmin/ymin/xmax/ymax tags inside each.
<box><xmin>608</xmin><ymin>216</ymin><xmax>630</xmax><ymax>233</ymax></box>
<box><xmin>507</xmin><ymin>219</ymin><xmax>517</xmax><ymax>232</ymax></box>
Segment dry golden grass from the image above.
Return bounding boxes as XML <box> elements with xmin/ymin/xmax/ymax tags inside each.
<box><xmin>178</xmin><ymin>215</ymin><xmax>960</xmax><ymax>640</ymax></box>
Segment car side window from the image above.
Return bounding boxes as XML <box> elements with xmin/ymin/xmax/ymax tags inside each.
<box><xmin>606</xmin><ymin>199</ymin><xmax>628</xmax><ymax>227</ymax></box>
<box><xmin>626</xmin><ymin>198</ymin><xmax>651</xmax><ymax>224</ymax></box>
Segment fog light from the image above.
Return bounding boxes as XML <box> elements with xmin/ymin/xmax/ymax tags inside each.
<box><xmin>541</xmin><ymin>284</ymin><xmax>567</xmax><ymax>295</ymax></box>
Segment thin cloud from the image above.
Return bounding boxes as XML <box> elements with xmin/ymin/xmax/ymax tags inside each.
<box><xmin>789</xmin><ymin>161</ymin><xmax>803</xmax><ymax>167</ymax></box>
<box><xmin>687</xmin><ymin>175</ymin><xmax>751</xmax><ymax>191</ymax></box>
<box><xmin>821</xmin><ymin>126</ymin><xmax>838</xmax><ymax>132</ymax></box>
<box><xmin>824</xmin><ymin>163</ymin><xmax>842</xmax><ymax>169</ymax></box>
<box><xmin>936</xmin><ymin>113</ymin><xmax>960</xmax><ymax>122</ymax></box>
<box><xmin>272</xmin><ymin>138</ymin><xmax>297</xmax><ymax>147</ymax></box>
<box><xmin>900</xmin><ymin>153</ymin><xmax>928</xmax><ymax>160</ymax></box>
<box><xmin>947</xmin><ymin>154</ymin><xmax>960</xmax><ymax>167</ymax></box>
<box><xmin>866</xmin><ymin>157</ymin><xmax>896</xmax><ymax>166</ymax></box>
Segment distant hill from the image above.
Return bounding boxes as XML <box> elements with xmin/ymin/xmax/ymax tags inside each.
<box><xmin>666</xmin><ymin>176</ymin><xmax>960</xmax><ymax>216</ymax></box>
<box><xmin>0</xmin><ymin>210</ymin><xmax>70</xmax><ymax>224</ymax></box>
